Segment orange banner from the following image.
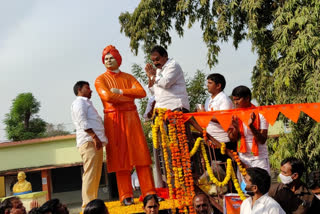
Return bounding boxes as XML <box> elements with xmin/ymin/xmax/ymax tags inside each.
<box><xmin>300</xmin><ymin>103</ymin><xmax>320</xmax><ymax>122</ymax></box>
<box><xmin>257</xmin><ymin>106</ymin><xmax>279</xmax><ymax>126</ymax></box>
<box><xmin>215</xmin><ymin>110</ymin><xmax>234</xmax><ymax>131</ymax></box>
<box><xmin>182</xmin><ymin>103</ymin><xmax>320</xmax><ymax>130</ymax></box>
<box><xmin>223</xmin><ymin>193</ymin><xmax>242</xmax><ymax>214</ymax></box>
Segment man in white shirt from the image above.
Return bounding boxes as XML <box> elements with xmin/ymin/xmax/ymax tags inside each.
<box><xmin>71</xmin><ymin>81</ymin><xmax>107</xmax><ymax>209</ymax></box>
<box><xmin>228</xmin><ymin>86</ymin><xmax>270</xmax><ymax>173</ymax></box>
<box><xmin>204</xmin><ymin>73</ymin><xmax>235</xmax><ymax>155</ymax></box>
<box><xmin>240</xmin><ymin>167</ymin><xmax>285</xmax><ymax>214</ymax></box>
<box><xmin>145</xmin><ymin>45</ymin><xmax>190</xmax><ymax>112</ymax></box>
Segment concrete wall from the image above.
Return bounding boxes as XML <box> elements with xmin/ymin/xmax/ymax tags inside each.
<box><xmin>0</xmin><ymin>136</ymin><xmax>81</xmax><ymax>172</ymax></box>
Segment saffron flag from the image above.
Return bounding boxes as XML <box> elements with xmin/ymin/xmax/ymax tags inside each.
<box><xmin>182</xmin><ymin>103</ymin><xmax>320</xmax><ymax>130</ymax></box>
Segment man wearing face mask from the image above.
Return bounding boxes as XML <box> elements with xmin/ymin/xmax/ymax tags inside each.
<box><xmin>269</xmin><ymin>157</ymin><xmax>320</xmax><ymax>213</ymax></box>
<box><xmin>95</xmin><ymin>45</ymin><xmax>156</xmax><ymax>206</ymax></box>
<box><xmin>240</xmin><ymin>167</ymin><xmax>285</xmax><ymax>214</ymax></box>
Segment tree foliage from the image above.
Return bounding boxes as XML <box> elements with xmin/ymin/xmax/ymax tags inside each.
<box><xmin>186</xmin><ymin>69</ymin><xmax>208</xmax><ymax>112</ymax></box>
<box><xmin>44</xmin><ymin>123</ymin><xmax>70</xmax><ymax>137</ymax></box>
<box><xmin>4</xmin><ymin>93</ymin><xmax>46</xmax><ymax>141</ymax></box>
<box><xmin>120</xmin><ymin>0</ymin><xmax>320</xmax><ymax>173</ymax></box>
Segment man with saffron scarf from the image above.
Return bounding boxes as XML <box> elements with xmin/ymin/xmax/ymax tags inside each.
<box><xmin>227</xmin><ymin>85</ymin><xmax>270</xmax><ymax>174</ymax></box>
<box><xmin>95</xmin><ymin>45</ymin><xmax>156</xmax><ymax>205</ymax></box>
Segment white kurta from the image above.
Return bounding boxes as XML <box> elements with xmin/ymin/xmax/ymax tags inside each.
<box><xmin>152</xmin><ymin>58</ymin><xmax>190</xmax><ymax>110</ymax></box>
<box><xmin>240</xmin><ymin>194</ymin><xmax>285</xmax><ymax>214</ymax></box>
<box><xmin>205</xmin><ymin>91</ymin><xmax>233</xmax><ymax>142</ymax></box>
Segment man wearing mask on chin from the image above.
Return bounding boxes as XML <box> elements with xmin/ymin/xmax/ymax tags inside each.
<box><xmin>240</xmin><ymin>167</ymin><xmax>285</xmax><ymax>214</ymax></box>
<box><xmin>95</xmin><ymin>45</ymin><xmax>156</xmax><ymax>206</ymax></box>
<box><xmin>269</xmin><ymin>157</ymin><xmax>320</xmax><ymax>213</ymax></box>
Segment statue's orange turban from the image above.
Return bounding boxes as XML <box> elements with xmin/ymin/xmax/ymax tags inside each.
<box><xmin>102</xmin><ymin>45</ymin><xmax>122</xmax><ymax>66</ymax></box>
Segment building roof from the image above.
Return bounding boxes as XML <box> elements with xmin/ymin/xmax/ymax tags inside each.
<box><xmin>0</xmin><ymin>134</ymin><xmax>86</xmax><ymax>175</ymax></box>
<box><xmin>0</xmin><ymin>134</ymin><xmax>76</xmax><ymax>147</ymax></box>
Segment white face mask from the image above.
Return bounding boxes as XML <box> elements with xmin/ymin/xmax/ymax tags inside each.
<box><xmin>279</xmin><ymin>173</ymin><xmax>293</xmax><ymax>184</ymax></box>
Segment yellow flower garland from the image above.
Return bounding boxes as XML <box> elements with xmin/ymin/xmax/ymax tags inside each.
<box><xmin>200</xmin><ymin>141</ymin><xmax>247</xmax><ymax>200</ymax></box>
<box><xmin>220</xmin><ymin>142</ymin><xmax>226</xmax><ymax>155</ymax></box>
<box><xmin>151</xmin><ymin>115</ymin><xmax>160</xmax><ymax>149</ymax></box>
<box><xmin>157</xmin><ymin>109</ymin><xmax>173</xmax><ymax>200</ymax></box>
<box><xmin>152</xmin><ymin>109</ymin><xmax>247</xmax><ymax>213</ymax></box>
<box><xmin>190</xmin><ymin>137</ymin><xmax>202</xmax><ymax>157</ymax></box>
<box><xmin>231</xmin><ymin>168</ymin><xmax>247</xmax><ymax>200</ymax></box>
<box><xmin>201</xmin><ymin>141</ymin><xmax>231</xmax><ymax>186</ymax></box>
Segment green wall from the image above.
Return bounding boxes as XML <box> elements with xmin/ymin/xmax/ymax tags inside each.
<box><xmin>0</xmin><ymin>138</ymin><xmax>81</xmax><ymax>172</ymax></box>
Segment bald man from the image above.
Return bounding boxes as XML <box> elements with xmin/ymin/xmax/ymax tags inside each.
<box><xmin>193</xmin><ymin>193</ymin><xmax>214</xmax><ymax>214</ymax></box>
<box><xmin>95</xmin><ymin>45</ymin><xmax>156</xmax><ymax>205</ymax></box>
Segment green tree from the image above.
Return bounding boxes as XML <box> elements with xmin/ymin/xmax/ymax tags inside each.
<box><xmin>4</xmin><ymin>93</ymin><xmax>46</xmax><ymax>141</ymax></box>
<box><xmin>44</xmin><ymin>123</ymin><xmax>70</xmax><ymax>137</ymax></box>
<box><xmin>186</xmin><ymin>69</ymin><xmax>208</xmax><ymax>112</ymax></box>
<box><xmin>120</xmin><ymin>0</ymin><xmax>320</xmax><ymax>174</ymax></box>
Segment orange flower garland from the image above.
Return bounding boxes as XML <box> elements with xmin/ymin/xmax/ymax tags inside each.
<box><xmin>231</xmin><ymin>150</ymin><xmax>247</xmax><ymax>176</ymax></box>
<box><xmin>167</xmin><ymin>113</ymin><xmax>183</xmax><ymax>212</ymax></box>
<box><xmin>203</xmin><ymin>128</ymin><xmax>208</xmax><ymax>142</ymax></box>
<box><xmin>175</xmin><ymin>112</ymin><xmax>195</xmax><ymax>213</ymax></box>
<box><xmin>153</xmin><ymin>109</ymin><xmax>248</xmax><ymax>213</ymax></box>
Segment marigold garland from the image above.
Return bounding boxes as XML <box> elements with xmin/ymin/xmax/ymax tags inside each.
<box><xmin>203</xmin><ymin>128</ymin><xmax>208</xmax><ymax>142</ymax></box>
<box><xmin>190</xmin><ymin>137</ymin><xmax>202</xmax><ymax>157</ymax></box>
<box><xmin>175</xmin><ymin>112</ymin><xmax>195</xmax><ymax>213</ymax></box>
<box><xmin>159</xmin><ymin>112</ymin><xmax>173</xmax><ymax>199</ymax></box>
<box><xmin>231</xmin><ymin>150</ymin><xmax>247</xmax><ymax>176</ymax></box>
<box><xmin>220</xmin><ymin>142</ymin><xmax>226</xmax><ymax>155</ymax></box>
<box><xmin>201</xmin><ymin>142</ymin><xmax>232</xmax><ymax>186</ymax></box>
<box><xmin>200</xmin><ymin>141</ymin><xmax>247</xmax><ymax>200</ymax></box>
<box><xmin>153</xmin><ymin>109</ymin><xmax>247</xmax><ymax>213</ymax></box>
<box><xmin>151</xmin><ymin>115</ymin><xmax>160</xmax><ymax>149</ymax></box>
<box><xmin>231</xmin><ymin>167</ymin><xmax>247</xmax><ymax>200</ymax></box>
<box><xmin>167</xmin><ymin>113</ymin><xmax>182</xmax><ymax>213</ymax></box>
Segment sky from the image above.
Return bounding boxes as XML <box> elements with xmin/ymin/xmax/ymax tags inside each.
<box><xmin>0</xmin><ymin>0</ymin><xmax>257</xmax><ymax>142</ymax></box>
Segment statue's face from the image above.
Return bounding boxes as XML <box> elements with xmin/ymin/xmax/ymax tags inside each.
<box><xmin>17</xmin><ymin>172</ymin><xmax>26</xmax><ymax>181</ymax></box>
<box><xmin>104</xmin><ymin>53</ymin><xmax>119</xmax><ymax>70</ymax></box>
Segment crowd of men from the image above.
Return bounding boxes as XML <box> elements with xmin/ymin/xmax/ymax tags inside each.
<box><xmin>0</xmin><ymin>41</ymin><xmax>319</xmax><ymax>214</ymax></box>
<box><xmin>64</xmin><ymin>44</ymin><xmax>320</xmax><ymax>214</ymax></box>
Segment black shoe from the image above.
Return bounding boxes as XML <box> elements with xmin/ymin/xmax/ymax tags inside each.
<box><xmin>122</xmin><ymin>197</ymin><xmax>134</xmax><ymax>206</ymax></box>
